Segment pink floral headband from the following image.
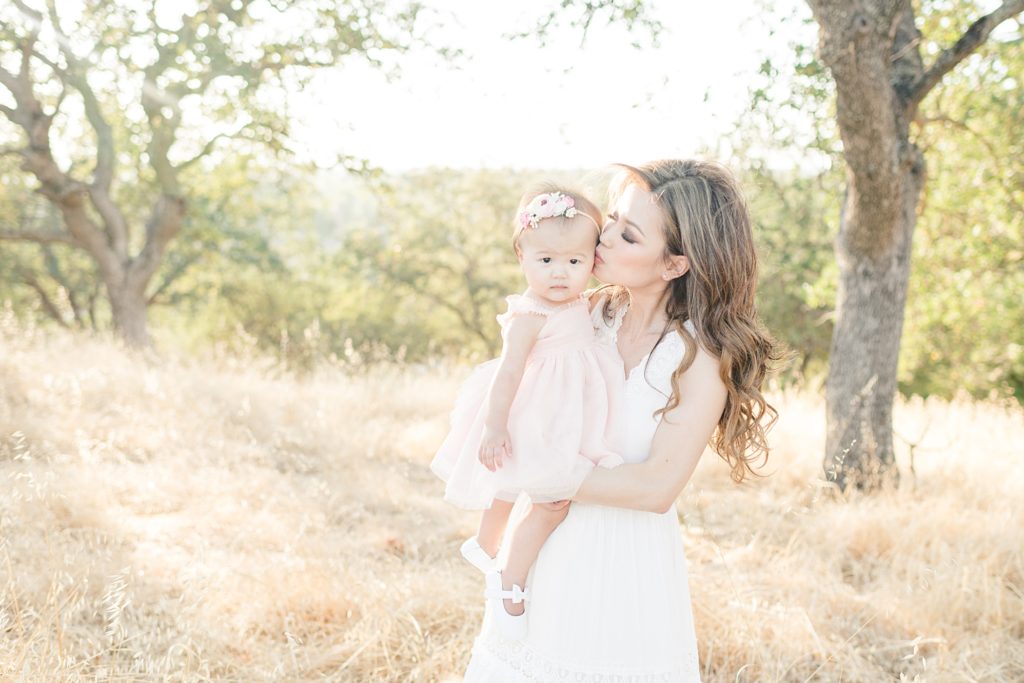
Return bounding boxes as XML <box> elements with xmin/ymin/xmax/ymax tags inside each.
<box><xmin>518</xmin><ymin>192</ymin><xmax>598</xmax><ymax>231</ymax></box>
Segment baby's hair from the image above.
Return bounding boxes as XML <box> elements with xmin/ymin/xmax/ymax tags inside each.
<box><xmin>511</xmin><ymin>182</ymin><xmax>603</xmax><ymax>253</ymax></box>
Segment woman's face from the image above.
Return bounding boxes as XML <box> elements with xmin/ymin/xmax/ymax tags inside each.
<box><xmin>593</xmin><ymin>183</ymin><xmax>677</xmax><ymax>288</ymax></box>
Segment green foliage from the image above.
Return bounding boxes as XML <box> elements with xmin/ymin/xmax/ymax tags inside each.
<box><xmin>0</xmin><ymin>0</ymin><xmax>439</xmax><ymax>345</ymax></box>
<box><xmin>901</xmin><ymin>9</ymin><xmax>1024</xmax><ymax>401</ymax></box>
<box><xmin>732</xmin><ymin>0</ymin><xmax>1023</xmax><ymax>402</ymax></box>
<box><xmin>745</xmin><ymin>165</ymin><xmax>840</xmax><ymax>387</ymax></box>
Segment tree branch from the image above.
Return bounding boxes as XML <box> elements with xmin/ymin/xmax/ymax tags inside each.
<box><xmin>0</xmin><ymin>227</ymin><xmax>79</xmax><ymax>246</ymax></box>
<box><xmin>32</xmin><ymin>0</ymin><xmax>130</xmax><ymax>260</ymax></box>
<box><xmin>146</xmin><ymin>252</ymin><xmax>201</xmax><ymax>305</ymax></box>
<box><xmin>175</xmin><ymin>125</ymin><xmax>252</xmax><ymax>171</ymax></box>
<box><xmin>908</xmin><ymin>0</ymin><xmax>1024</xmax><ymax>110</ymax></box>
<box><xmin>130</xmin><ymin>194</ymin><xmax>186</xmax><ymax>287</ymax></box>
<box><xmin>41</xmin><ymin>244</ymin><xmax>88</xmax><ymax>327</ymax></box>
<box><xmin>16</xmin><ymin>267</ymin><xmax>70</xmax><ymax>328</ymax></box>
<box><xmin>10</xmin><ymin>0</ymin><xmax>44</xmax><ymax>27</ymax></box>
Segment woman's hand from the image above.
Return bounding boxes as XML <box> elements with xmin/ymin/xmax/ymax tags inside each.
<box><xmin>479</xmin><ymin>426</ymin><xmax>512</xmax><ymax>471</ymax></box>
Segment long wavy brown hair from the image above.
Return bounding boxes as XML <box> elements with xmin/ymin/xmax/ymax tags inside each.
<box><xmin>599</xmin><ymin>159</ymin><xmax>781</xmax><ymax>483</ymax></box>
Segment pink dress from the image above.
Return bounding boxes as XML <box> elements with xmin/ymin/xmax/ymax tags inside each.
<box><xmin>430</xmin><ymin>292</ymin><xmax>625</xmax><ymax>509</ymax></box>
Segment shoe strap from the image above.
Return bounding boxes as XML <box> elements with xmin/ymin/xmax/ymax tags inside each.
<box><xmin>484</xmin><ymin>583</ymin><xmax>529</xmax><ymax>604</ymax></box>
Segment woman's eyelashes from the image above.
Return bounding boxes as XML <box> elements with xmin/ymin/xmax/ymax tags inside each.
<box><xmin>603</xmin><ymin>213</ymin><xmax>635</xmax><ymax>244</ymax></box>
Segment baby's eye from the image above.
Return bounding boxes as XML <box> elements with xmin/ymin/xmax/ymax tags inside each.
<box><xmin>541</xmin><ymin>257</ymin><xmax>552</xmax><ymax>263</ymax></box>
<box><xmin>570</xmin><ymin>258</ymin><xmax>581</xmax><ymax>265</ymax></box>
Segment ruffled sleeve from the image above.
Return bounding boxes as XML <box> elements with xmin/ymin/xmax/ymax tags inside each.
<box><xmin>495</xmin><ymin>293</ymin><xmax>551</xmax><ymax>330</ymax></box>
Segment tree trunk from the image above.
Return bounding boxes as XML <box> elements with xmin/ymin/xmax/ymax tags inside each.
<box><xmin>809</xmin><ymin>0</ymin><xmax>1024</xmax><ymax>493</ymax></box>
<box><xmin>808</xmin><ymin>0</ymin><xmax>920</xmax><ymax>491</ymax></box>
<box><xmin>107</xmin><ymin>279</ymin><xmax>151</xmax><ymax>348</ymax></box>
<box><xmin>825</xmin><ymin>150</ymin><xmax>924</xmax><ymax>490</ymax></box>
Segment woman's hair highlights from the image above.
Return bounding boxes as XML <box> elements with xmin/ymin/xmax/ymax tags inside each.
<box><xmin>602</xmin><ymin>159</ymin><xmax>782</xmax><ymax>483</ymax></box>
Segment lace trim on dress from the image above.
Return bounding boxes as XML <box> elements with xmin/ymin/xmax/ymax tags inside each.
<box><xmin>498</xmin><ymin>292</ymin><xmax>588</xmax><ymax>327</ymax></box>
<box><xmin>630</xmin><ymin>331</ymin><xmax>687</xmax><ymax>397</ymax></box>
<box><xmin>471</xmin><ymin>634</ymin><xmax>701</xmax><ymax>683</ymax></box>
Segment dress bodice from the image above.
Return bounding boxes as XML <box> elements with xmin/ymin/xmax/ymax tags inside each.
<box><xmin>589</xmin><ymin>293</ymin><xmax>694</xmax><ymax>464</ymax></box>
<box><xmin>498</xmin><ymin>293</ymin><xmax>598</xmax><ymax>359</ymax></box>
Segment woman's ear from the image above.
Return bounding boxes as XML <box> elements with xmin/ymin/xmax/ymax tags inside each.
<box><xmin>662</xmin><ymin>255</ymin><xmax>689</xmax><ymax>281</ymax></box>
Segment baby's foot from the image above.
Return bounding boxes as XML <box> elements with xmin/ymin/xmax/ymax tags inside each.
<box><xmin>484</xmin><ymin>570</ymin><xmax>528</xmax><ymax>640</ymax></box>
<box><xmin>460</xmin><ymin>537</ymin><xmax>497</xmax><ymax>573</ymax></box>
<box><xmin>501</xmin><ymin>570</ymin><xmax>527</xmax><ymax>616</ymax></box>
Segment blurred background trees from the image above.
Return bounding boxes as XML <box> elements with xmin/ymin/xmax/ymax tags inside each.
<box><xmin>0</xmin><ymin>0</ymin><xmax>428</xmax><ymax>346</ymax></box>
<box><xmin>1</xmin><ymin>0</ymin><xmax>1021</xmax><ymax>408</ymax></box>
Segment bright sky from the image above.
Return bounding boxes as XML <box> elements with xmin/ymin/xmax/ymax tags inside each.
<box><xmin>294</xmin><ymin>0</ymin><xmax>811</xmax><ymax>171</ymax></box>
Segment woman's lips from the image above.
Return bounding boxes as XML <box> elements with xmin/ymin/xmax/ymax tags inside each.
<box><xmin>594</xmin><ymin>251</ymin><xmax>604</xmax><ymax>265</ymax></box>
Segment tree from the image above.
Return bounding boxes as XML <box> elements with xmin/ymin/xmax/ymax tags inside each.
<box><xmin>342</xmin><ymin>169</ymin><xmax>536</xmax><ymax>357</ymax></box>
<box><xmin>543</xmin><ymin>0</ymin><xmax>1023</xmax><ymax>490</ymax></box>
<box><xmin>0</xmin><ymin>0</ymin><xmax>426</xmax><ymax>346</ymax></box>
<box><xmin>805</xmin><ymin>0</ymin><xmax>1024</xmax><ymax>490</ymax></box>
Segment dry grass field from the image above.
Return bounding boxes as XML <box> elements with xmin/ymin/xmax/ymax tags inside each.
<box><xmin>1</xmin><ymin>321</ymin><xmax>1022</xmax><ymax>682</ymax></box>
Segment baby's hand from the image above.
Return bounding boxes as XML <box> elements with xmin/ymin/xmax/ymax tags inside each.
<box><xmin>479</xmin><ymin>427</ymin><xmax>512</xmax><ymax>471</ymax></box>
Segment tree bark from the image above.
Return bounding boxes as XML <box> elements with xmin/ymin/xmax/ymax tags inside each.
<box><xmin>808</xmin><ymin>0</ymin><xmax>1024</xmax><ymax>490</ymax></box>
<box><xmin>107</xmin><ymin>280</ymin><xmax>151</xmax><ymax>347</ymax></box>
<box><xmin>825</xmin><ymin>152</ymin><xmax>924</xmax><ymax>490</ymax></box>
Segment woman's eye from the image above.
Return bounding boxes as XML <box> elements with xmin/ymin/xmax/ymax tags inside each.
<box><xmin>622</xmin><ymin>231</ymin><xmax>635</xmax><ymax>244</ymax></box>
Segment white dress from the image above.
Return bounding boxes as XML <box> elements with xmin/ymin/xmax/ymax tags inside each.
<box><xmin>463</xmin><ymin>296</ymin><xmax>702</xmax><ymax>682</ymax></box>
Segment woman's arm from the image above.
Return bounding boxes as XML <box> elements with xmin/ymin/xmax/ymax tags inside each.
<box><xmin>479</xmin><ymin>314</ymin><xmax>547</xmax><ymax>470</ymax></box>
<box><xmin>573</xmin><ymin>343</ymin><xmax>728</xmax><ymax>513</ymax></box>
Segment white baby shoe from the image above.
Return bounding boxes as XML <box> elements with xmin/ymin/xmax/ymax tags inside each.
<box><xmin>460</xmin><ymin>537</ymin><xmax>497</xmax><ymax>573</ymax></box>
<box><xmin>483</xmin><ymin>569</ymin><xmax>529</xmax><ymax>641</ymax></box>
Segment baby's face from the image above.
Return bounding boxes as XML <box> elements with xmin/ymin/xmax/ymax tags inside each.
<box><xmin>516</xmin><ymin>216</ymin><xmax>597</xmax><ymax>305</ymax></box>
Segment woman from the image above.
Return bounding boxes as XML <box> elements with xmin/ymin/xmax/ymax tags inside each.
<box><xmin>463</xmin><ymin>159</ymin><xmax>778</xmax><ymax>681</ymax></box>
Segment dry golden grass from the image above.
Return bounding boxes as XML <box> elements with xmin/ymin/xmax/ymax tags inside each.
<box><xmin>1</xmin><ymin>322</ymin><xmax>1021</xmax><ymax>682</ymax></box>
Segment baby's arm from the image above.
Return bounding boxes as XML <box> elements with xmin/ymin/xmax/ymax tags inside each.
<box><xmin>479</xmin><ymin>314</ymin><xmax>546</xmax><ymax>471</ymax></box>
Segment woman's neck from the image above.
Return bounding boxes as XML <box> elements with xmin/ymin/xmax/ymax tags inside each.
<box><xmin>620</xmin><ymin>284</ymin><xmax>670</xmax><ymax>339</ymax></box>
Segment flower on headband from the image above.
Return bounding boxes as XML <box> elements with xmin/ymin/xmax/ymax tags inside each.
<box><xmin>518</xmin><ymin>192</ymin><xmax>579</xmax><ymax>230</ymax></box>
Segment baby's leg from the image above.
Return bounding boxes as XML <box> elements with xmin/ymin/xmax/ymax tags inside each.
<box><xmin>477</xmin><ymin>499</ymin><xmax>514</xmax><ymax>558</ymax></box>
<box><xmin>500</xmin><ymin>503</ymin><xmax>571</xmax><ymax>616</ymax></box>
